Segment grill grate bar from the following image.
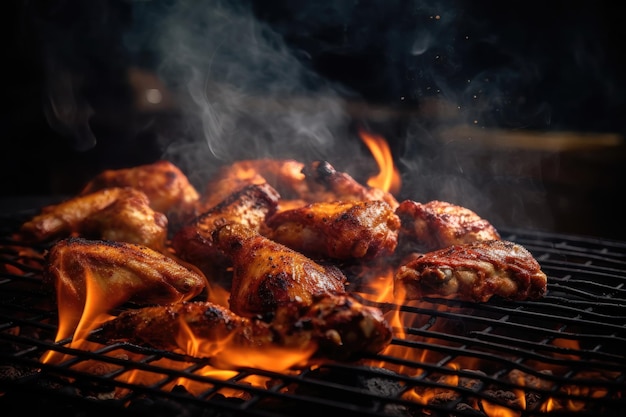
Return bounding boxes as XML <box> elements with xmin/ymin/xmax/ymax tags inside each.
<box><xmin>335</xmin><ymin>354</ymin><xmax>624</xmax><ymax>416</ymax></box>
<box><xmin>385</xmin><ymin>299</ymin><xmax>626</xmax><ymax>337</ymax></box>
<box><xmin>387</xmin><ymin>330</ymin><xmax>625</xmax><ymax>377</ymax></box>
<box><xmin>398</xmin><ymin>322</ymin><xmax>625</xmax><ymax>368</ymax></box>
<box><xmin>2</xmin><ymin>224</ymin><xmax>626</xmax><ymax>415</ymax></box>
<box><xmin>541</xmin><ymin>258</ymin><xmax>626</xmax><ymax>275</ymax></box>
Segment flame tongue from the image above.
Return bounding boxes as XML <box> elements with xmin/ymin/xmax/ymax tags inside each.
<box><xmin>41</xmin><ymin>267</ymin><xmax>117</xmax><ymax>364</ymax></box>
<box><xmin>359</xmin><ymin>128</ymin><xmax>401</xmax><ymax>194</ymax></box>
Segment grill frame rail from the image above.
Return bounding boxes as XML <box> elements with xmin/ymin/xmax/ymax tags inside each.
<box><xmin>1</xmin><ymin>213</ymin><xmax>625</xmax><ymax>417</ymax></box>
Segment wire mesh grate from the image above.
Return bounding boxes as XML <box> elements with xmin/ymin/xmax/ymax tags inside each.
<box><xmin>1</xmin><ymin>215</ymin><xmax>625</xmax><ymax>416</ymax></box>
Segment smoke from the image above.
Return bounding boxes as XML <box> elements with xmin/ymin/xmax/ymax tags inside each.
<box><xmin>126</xmin><ymin>0</ymin><xmax>364</xmax><ymax>180</ymax></box>
<box><xmin>25</xmin><ymin>0</ymin><xmax>621</xmax><ymax>235</ymax></box>
<box><xmin>42</xmin><ymin>61</ymin><xmax>96</xmax><ymax>152</ymax></box>
<box><xmin>125</xmin><ymin>0</ymin><xmax>587</xmax><ymax>232</ymax></box>
<box><xmin>34</xmin><ymin>0</ymin><xmax>128</xmax><ymax>152</ymax></box>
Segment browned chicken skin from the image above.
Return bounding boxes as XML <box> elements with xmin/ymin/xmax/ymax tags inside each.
<box><xmin>79</xmin><ymin>160</ymin><xmax>200</xmax><ymax>227</ymax></box>
<box><xmin>266</xmin><ymin>200</ymin><xmax>401</xmax><ymax>261</ymax></box>
<box><xmin>201</xmin><ymin>159</ymin><xmax>399</xmax><ymax>213</ymax></box>
<box><xmin>396</xmin><ymin>200</ymin><xmax>501</xmax><ymax>253</ymax></box>
<box><xmin>19</xmin><ymin>187</ymin><xmax>123</xmax><ymax>242</ymax></box>
<box><xmin>100</xmin><ymin>293</ymin><xmax>392</xmax><ymax>360</ymax></box>
<box><xmin>18</xmin><ymin>187</ymin><xmax>168</xmax><ymax>251</ymax></box>
<box><xmin>79</xmin><ymin>189</ymin><xmax>168</xmax><ymax>251</ymax></box>
<box><xmin>279</xmin><ymin>293</ymin><xmax>392</xmax><ymax>358</ymax></box>
<box><xmin>171</xmin><ymin>183</ymin><xmax>280</xmax><ymax>275</ymax></box>
<box><xmin>213</xmin><ymin>223</ymin><xmax>347</xmax><ymax>318</ymax></box>
<box><xmin>395</xmin><ymin>240</ymin><xmax>548</xmax><ymax>302</ymax></box>
<box><xmin>301</xmin><ymin>160</ymin><xmax>399</xmax><ymax>210</ymax></box>
<box><xmin>45</xmin><ymin>237</ymin><xmax>207</xmax><ymax>308</ymax></box>
<box><xmin>200</xmin><ymin>158</ymin><xmax>307</xmax><ymax>211</ymax></box>
<box><xmin>100</xmin><ymin>299</ymin><xmax>273</xmax><ymax>353</ymax></box>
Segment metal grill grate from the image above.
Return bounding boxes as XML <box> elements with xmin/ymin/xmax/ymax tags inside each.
<box><xmin>1</xmin><ymin>212</ymin><xmax>625</xmax><ymax>417</ymax></box>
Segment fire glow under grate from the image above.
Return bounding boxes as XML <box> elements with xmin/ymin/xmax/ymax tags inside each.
<box><xmin>1</xmin><ymin>212</ymin><xmax>625</xmax><ymax>417</ymax></box>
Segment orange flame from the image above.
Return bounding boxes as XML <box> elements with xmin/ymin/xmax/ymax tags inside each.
<box><xmin>42</xmin><ymin>261</ymin><xmax>316</xmax><ymax>374</ymax></box>
<box><xmin>41</xmin><ymin>267</ymin><xmax>118</xmax><ymax>364</ymax></box>
<box><xmin>177</xmin><ymin>316</ymin><xmax>317</xmax><ymax>371</ymax></box>
<box><xmin>109</xmin><ymin>356</ymin><xmax>249</xmax><ymax>399</ymax></box>
<box><xmin>481</xmin><ymin>400</ymin><xmax>523</xmax><ymax>417</ymax></box>
<box><xmin>358</xmin><ymin>128</ymin><xmax>401</xmax><ymax>194</ymax></box>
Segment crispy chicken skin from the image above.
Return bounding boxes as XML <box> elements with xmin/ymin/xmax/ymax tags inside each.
<box><xmin>278</xmin><ymin>293</ymin><xmax>392</xmax><ymax>358</ymax></box>
<box><xmin>19</xmin><ymin>187</ymin><xmax>167</xmax><ymax>250</ymax></box>
<box><xmin>395</xmin><ymin>240</ymin><xmax>547</xmax><ymax>302</ymax></box>
<box><xmin>301</xmin><ymin>160</ymin><xmax>399</xmax><ymax>210</ymax></box>
<box><xmin>19</xmin><ymin>187</ymin><xmax>123</xmax><ymax>242</ymax></box>
<box><xmin>100</xmin><ymin>293</ymin><xmax>392</xmax><ymax>359</ymax></box>
<box><xmin>200</xmin><ymin>159</ymin><xmax>398</xmax><ymax>212</ymax></box>
<box><xmin>45</xmin><ymin>237</ymin><xmax>207</xmax><ymax>308</ymax></box>
<box><xmin>396</xmin><ymin>200</ymin><xmax>501</xmax><ymax>253</ymax></box>
<box><xmin>200</xmin><ymin>158</ymin><xmax>307</xmax><ymax>211</ymax></box>
<box><xmin>171</xmin><ymin>183</ymin><xmax>280</xmax><ymax>275</ymax></box>
<box><xmin>79</xmin><ymin>160</ymin><xmax>200</xmax><ymax>226</ymax></box>
<box><xmin>79</xmin><ymin>189</ymin><xmax>168</xmax><ymax>251</ymax></box>
<box><xmin>266</xmin><ymin>200</ymin><xmax>401</xmax><ymax>260</ymax></box>
<box><xmin>213</xmin><ymin>223</ymin><xmax>347</xmax><ymax>318</ymax></box>
<box><xmin>100</xmin><ymin>300</ymin><xmax>273</xmax><ymax>353</ymax></box>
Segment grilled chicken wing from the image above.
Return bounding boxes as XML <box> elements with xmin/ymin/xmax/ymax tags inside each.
<box><xmin>100</xmin><ymin>300</ymin><xmax>274</xmax><ymax>353</ymax></box>
<box><xmin>275</xmin><ymin>293</ymin><xmax>393</xmax><ymax>358</ymax></box>
<box><xmin>301</xmin><ymin>160</ymin><xmax>399</xmax><ymax>210</ymax></box>
<box><xmin>266</xmin><ymin>200</ymin><xmax>401</xmax><ymax>260</ymax></box>
<box><xmin>100</xmin><ymin>293</ymin><xmax>392</xmax><ymax>360</ymax></box>
<box><xmin>200</xmin><ymin>159</ymin><xmax>397</xmax><ymax>213</ymax></box>
<box><xmin>19</xmin><ymin>187</ymin><xmax>167</xmax><ymax>250</ymax></box>
<box><xmin>395</xmin><ymin>240</ymin><xmax>547</xmax><ymax>302</ymax></box>
<box><xmin>200</xmin><ymin>158</ymin><xmax>307</xmax><ymax>211</ymax></box>
<box><xmin>213</xmin><ymin>223</ymin><xmax>347</xmax><ymax>318</ymax></box>
<box><xmin>171</xmin><ymin>183</ymin><xmax>280</xmax><ymax>276</ymax></box>
<box><xmin>79</xmin><ymin>160</ymin><xmax>200</xmax><ymax>227</ymax></box>
<box><xmin>79</xmin><ymin>189</ymin><xmax>168</xmax><ymax>251</ymax></box>
<box><xmin>19</xmin><ymin>188</ymin><xmax>122</xmax><ymax>242</ymax></box>
<box><xmin>396</xmin><ymin>200</ymin><xmax>501</xmax><ymax>253</ymax></box>
<box><xmin>45</xmin><ymin>237</ymin><xmax>207</xmax><ymax>308</ymax></box>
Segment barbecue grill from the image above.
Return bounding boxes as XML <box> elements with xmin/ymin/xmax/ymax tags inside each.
<box><xmin>3</xmin><ymin>2</ymin><xmax>626</xmax><ymax>416</ymax></box>
<box><xmin>1</xmin><ymin>210</ymin><xmax>625</xmax><ymax>417</ymax></box>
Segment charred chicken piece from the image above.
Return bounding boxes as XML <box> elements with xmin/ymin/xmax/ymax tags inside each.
<box><xmin>301</xmin><ymin>160</ymin><xmax>399</xmax><ymax>210</ymax></box>
<box><xmin>266</xmin><ymin>200</ymin><xmax>401</xmax><ymax>261</ymax></box>
<box><xmin>396</xmin><ymin>200</ymin><xmax>501</xmax><ymax>253</ymax></box>
<box><xmin>45</xmin><ymin>237</ymin><xmax>207</xmax><ymax>308</ymax></box>
<box><xmin>79</xmin><ymin>160</ymin><xmax>200</xmax><ymax>227</ymax></box>
<box><xmin>100</xmin><ymin>293</ymin><xmax>392</xmax><ymax>360</ymax></box>
<box><xmin>19</xmin><ymin>187</ymin><xmax>167</xmax><ymax>250</ymax></box>
<box><xmin>274</xmin><ymin>293</ymin><xmax>393</xmax><ymax>358</ymax></box>
<box><xmin>171</xmin><ymin>183</ymin><xmax>280</xmax><ymax>275</ymax></box>
<box><xmin>395</xmin><ymin>240</ymin><xmax>547</xmax><ymax>303</ymax></box>
<box><xmin>213</xmin><ymin>223</ymin><xmax>347</xmax><ymax>318</ymax></box>
<box><xmin>200</xmin><ymin>158</ymin><xmax>307</xmax><ymax>211</ymax></box>
<box><xmin>100</xmin><ymin>300</ymin><xmax>274</xmax><ymax>353</ymax></box>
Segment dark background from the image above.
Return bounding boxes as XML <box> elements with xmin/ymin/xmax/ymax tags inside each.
<box><xmin>2</xmin><ymin>0</ymin><xmax>626</xmax><ymax>239</ymax></box>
